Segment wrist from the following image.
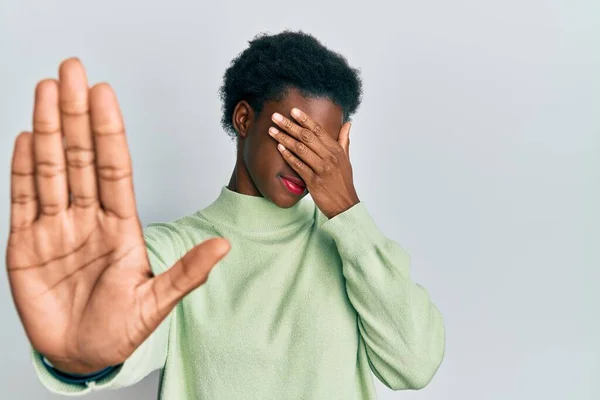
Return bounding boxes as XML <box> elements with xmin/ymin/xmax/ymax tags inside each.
<box><xmin>326</xmin><ymin>198</ymin><xmax>360</xmax><ymax>219</ymax></box>
<box><xmin>41</xmin><ymin>354</ymin><xmax>121</xmax><ymax>384</ymax></box>
<box><xmin>42</xmin><ymin>354</ymin><xmax>116</xmax><ymax>376</ymax></box>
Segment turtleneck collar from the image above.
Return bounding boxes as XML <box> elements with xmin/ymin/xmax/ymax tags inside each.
<box><xmin>197</xmin><ymin>186</ymin><xmax>315</xmax><ymax>233</ymax></box>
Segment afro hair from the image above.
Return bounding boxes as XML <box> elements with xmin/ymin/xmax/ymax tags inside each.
<box><xmin>219</xmin><ymin>30</ymin><xmax>363</xmax><ymax>138</ymax></box>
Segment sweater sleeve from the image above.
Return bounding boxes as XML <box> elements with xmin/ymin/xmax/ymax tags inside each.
<box><xmin>31</xmin><ymin>223</ymin><xmax>181</xmax><ymax>396</ymax></box>
<box><xmin>320</xmin><ymin>202</ymin><xmax>446</xmax><ymax>390</ymax></box>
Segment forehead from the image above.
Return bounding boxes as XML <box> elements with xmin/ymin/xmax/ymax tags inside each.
<box><xmin>263</xmin><ymin>88</ymin><xmax>344</xmax><ymax>138</ymax></box>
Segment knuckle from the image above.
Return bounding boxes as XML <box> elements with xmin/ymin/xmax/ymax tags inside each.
<box><xmin>35</xmin><ymin>162</ymin><xmax>65</xmax><ymax>178</ymax></box>
<box><xmin>94</xmin><ymin>123</ymin><xmax>124</xmax><ymax>136</ymax></box>
<box><xmin>10</xmin><ymin>193</ymin><xmax>35</xmax><ymax>205</ymax></box>
<box><xmin>322</xmin><ymin>162</ymin><xmax>332</xmax><ymax>174</ymax></box>
<box><xmin>331</xmin><ymin>144</ymin><xmax>343</xmax><ymax>155</ymax></box>
<box><xmin>60</xmin><ymin>99</ymin><xmax>89</xmax><ymax>116</ymax></box>
<box><xmin>313</xmin><ymin>124</ymin><xmax>324</xmax><ymax>137</ymax></box>
<box><xmin>328</xmin><ymin>153</ymin><xmax>339</xmax><ymax>164</ymax></box>
<box><xmin>296</xmin><ymin>142</ymin><xmax>307</xmax><ymax>154</ymax></box>
<box><xmin>65</xmin><ymin>147</ymin><xmax>95</xmax><ymax>168</ymax></box>
<box><xmin>40</xmin><ymin>203</ymin><xmax>62</xmax><ymax>216</ymax></box>
<box><xmin>71</xmin><ymin>195</ymin><xmax>97</xmax><ymax>208</ymax></box>
<box><xmin>313</xmin><ymin>174</ymin><xmax>324</xmax><ymax>186</ymax></box>
<box><xmin>300</xmin><ymin>129</ymin><xmax>314</xmax><ymax>143</ymax></box>
<box><xmin>11</xmin><ymin>168</ymin><xmax>33</xmax><ymax>178</ymax></box>
<box><xmin>97</xmin><ymin>165</ymin><xmax>132</xmax><ymax>181</ymax></box>
<box><xmin>166</xmin><ymin>266</ymin><xmax>187</xmax><ymax>294</ymax></box>
<box><xmin>33</xmin><ymin>120</ymin><xmax>60</xmax><ymax>135</ymax></box>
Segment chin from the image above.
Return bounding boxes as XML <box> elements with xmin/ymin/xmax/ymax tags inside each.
<box><xmin>268</xmin><ymin>189</ymin><xmax>305</xmax><ymax>208</ymax></box>
<box><xmin>270</xmin><ymin>194</ymin><xmax>300</xmax><ymax>208</ymax></box>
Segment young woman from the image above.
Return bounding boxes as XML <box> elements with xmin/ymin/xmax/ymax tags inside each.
<box><xmin>7</xmin><ymin>31</ymin><xmax>445</xmax><ymax>399</ymax></box>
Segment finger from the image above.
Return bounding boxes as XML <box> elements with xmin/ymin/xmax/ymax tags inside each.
<box><xmin>59</xmin><ymin>58</ymin><xmax>98</xmax><ymax>209</ymax></box>
<box><xmin>268</xmin><ymin>127</ymin><xmax>322</xmax><ymax>171</ymax></box>
<box><xmin>272</xmin><ymin>111</ymin><xmax>329</xmax><ymax>158</ymax></box>
<box><xmin>10</xmin><ymin>132</ymin><xmax>38</xmax><ymax>232</ymax></box>
<box><xmin>89</xmin><ymin>83</ymin><xmax>136</xmax><ymax>219</ymax></box>
<box><xmin>33</xmin><ymin>79</ymin><xmax>69</xmax><ymax>216</ymax></box>
<box><xmin>290</xmin><ymin>108</ymin><xmax>324</xmax><ymax>136</ymax></box>
<box><xmin>141</xmin><ymin>238</ymin><xmax>231</xmax><ymax>322</ymax></box>
<box><xmin>338</xmin><ymin>122</ymin><xmax>351</xmax><ymax>156</ymax></box>
<box><xmin>290</xmin><ymin>107</ymin><xmax>336</xmax><ymax>144</ymax></box>
<box><xmin>277</xmin><ymin>143</ymin><xmax>316</xmax><ymax>184</ymax></box>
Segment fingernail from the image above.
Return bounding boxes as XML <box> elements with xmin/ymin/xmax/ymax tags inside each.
<box><xmin>273</xmin><ymin>113</ymin><xmax>283</xmax><ymax>122</ymax></box>
<box><xmin>278</xmin><ymin>144</ymin><xmax>286</xmax><ymax>151</ymax></box>
<box><xmin>269</xmin><ymin>127</ymin><xmax>278</xmax><ymax>135</ymax></box>
<box><xmin>291</xmin><ymin>108</ymin><xmax>301</xmax><ymax>117</ymax></box>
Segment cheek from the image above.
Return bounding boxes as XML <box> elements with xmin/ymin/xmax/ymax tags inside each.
<box><xmin>245</xmin><ymin>130</ymin><xmax>282</xmax><ymax>172</ymax></box>
<box><xmin>325</xmin><ymin>124</ymin><xmax>342</xmax><ymax>142</ymax></box>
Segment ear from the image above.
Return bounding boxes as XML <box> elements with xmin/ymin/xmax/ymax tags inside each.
<box><xmin>232</xmin><ymin>100</ymin><xmax>253</xmax><ymax>138</ymax></box>
<box><xmin>338</xmin><ymin>122</ymin><xmax>352</xmax><ymax>156</ymax></box>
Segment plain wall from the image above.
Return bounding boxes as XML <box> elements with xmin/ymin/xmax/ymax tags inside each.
<box><xmin>1</xmin><ymin>0</ymin><xmax>598</xmax><ymax>399</ymax></box>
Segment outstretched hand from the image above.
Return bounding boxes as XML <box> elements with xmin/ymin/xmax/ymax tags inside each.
<box><xmin>6</xmin><ymin>58</ymin><xmax>230</xmax><ymax>375</ymax></box>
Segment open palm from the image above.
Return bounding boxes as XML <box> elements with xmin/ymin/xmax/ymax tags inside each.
<box><xmin>6</xmin><ymin>59</ymin><xmax>230</xmax><ymax>375</ymax></box>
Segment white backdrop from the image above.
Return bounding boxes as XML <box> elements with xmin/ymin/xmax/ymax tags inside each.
<box><xmin>1</xmin><ymin>0</ymin><xmax>598</xmax><ymax>399</ymax></box>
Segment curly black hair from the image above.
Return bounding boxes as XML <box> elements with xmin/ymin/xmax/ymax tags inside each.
<box><xmin>219</xmin><ymin>30</ymin><xmax>363</xmax><ymax>139</ymax></box>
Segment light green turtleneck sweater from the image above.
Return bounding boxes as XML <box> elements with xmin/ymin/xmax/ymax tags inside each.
<box><xmin>31</xmin><ymin>186</ymin><xmax>445</xmax><ymax>399</ymax></box>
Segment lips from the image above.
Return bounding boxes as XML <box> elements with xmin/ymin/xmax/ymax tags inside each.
<box><xmin>281</xmin><ymin>175</ymin><xmax>306</xmax><ymax>188</ymax></box>
<box><xmin>280</xmin><ymin>175</ymin><xmax>307</xmax><ymax>195</ymax></box>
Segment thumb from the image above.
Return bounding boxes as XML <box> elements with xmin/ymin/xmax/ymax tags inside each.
<box><xmin>338</xmin><ymin>122</ymin><xmax>351</xmax><ymax>156</ymax></box>
<box><xmin>146</xmin><ymin>238</ymin><xmax>231</xmax><ymax>318</ymax></box>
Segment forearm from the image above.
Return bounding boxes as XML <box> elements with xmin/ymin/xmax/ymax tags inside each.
<box><xmin>346</xmin><ymin>245</ymin><xmax>445</xmax><ymax>389</ymax></box>
<box><xmin>320</xmin><ymin>202</ymin><xmax>446</xmax><ymax>389</ymax></box>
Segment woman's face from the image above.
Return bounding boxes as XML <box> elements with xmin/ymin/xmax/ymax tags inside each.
<box><xmin>232</xmin><ymin>88</ymin><xmax>344</xmax><ymax>208</ymax></box>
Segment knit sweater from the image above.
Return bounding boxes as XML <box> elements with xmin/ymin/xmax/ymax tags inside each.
<box><xmin>31</xmin><ymin>186</ymin><xmax>445</xmax><ymax>399</ymax></box>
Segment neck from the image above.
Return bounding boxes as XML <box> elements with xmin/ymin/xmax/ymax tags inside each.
<box><xmin>227</xmin><ymin>161</ymin><xmax>262</xmax><ymax>197</ymax></box>
<box><xmin>227</xmin><ymin>140</ymin><xmax>262</xmax><ymax>197</ymax></box>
